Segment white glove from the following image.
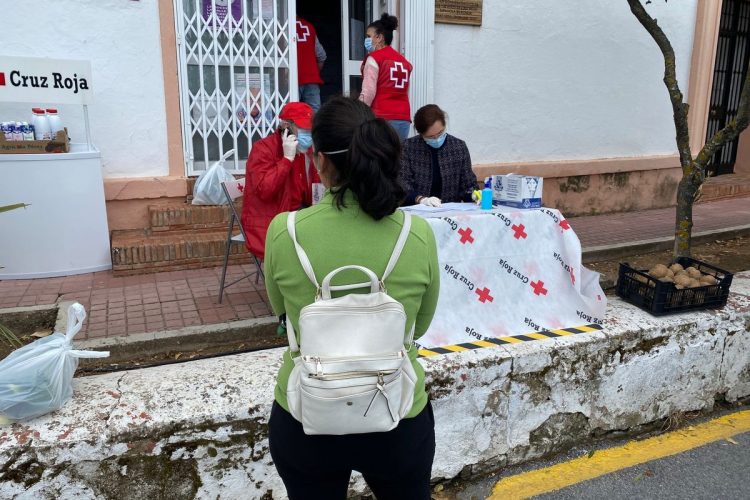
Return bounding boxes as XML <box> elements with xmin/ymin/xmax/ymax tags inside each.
<box><xmin>419</xmin><ymin>196</ymin><xmax>442</xmax><ymax>207</ymax></box>
<box><xmin>282</xmin><ymin>129</ymin><xmax>298</xmax><ymax>160</ymax></box>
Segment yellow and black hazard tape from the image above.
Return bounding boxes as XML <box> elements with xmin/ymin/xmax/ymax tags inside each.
<box><xmin>417</xmin><ymin>324</ymin><xmax>604</xmax><ymax>358</ymax></box>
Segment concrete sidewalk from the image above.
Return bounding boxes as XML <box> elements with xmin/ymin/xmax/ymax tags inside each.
<box><xmin>1</xmin><ymin>196</ymin><xmax>748</xmax><ymax>341</ymax></box>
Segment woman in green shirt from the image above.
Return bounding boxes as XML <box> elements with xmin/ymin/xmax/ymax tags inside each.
<box><xmin>264</xmin><ymin>96</ymin><xmax>440</xmax><ymax>499</ymax></box>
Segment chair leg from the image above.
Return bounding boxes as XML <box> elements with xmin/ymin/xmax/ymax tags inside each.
<box><xmin>218</xmin><ymin>224</ymin><xmax>234</xmax><ymax>304</ymax></box>
<box><xmin>254</xmin><ymin>257</ymin><xmax>264</xmax><ymax>284</ymax></box>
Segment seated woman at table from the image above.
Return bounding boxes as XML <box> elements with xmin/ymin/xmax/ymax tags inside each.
<box><xmin>400</xmin><ymin>104</ymin><xmax>478</xmax><ymax>207</ymax></box>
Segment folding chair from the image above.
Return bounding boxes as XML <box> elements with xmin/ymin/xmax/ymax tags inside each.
<box><xmin>218</xmin><ymin>178</ymin><xmax>264</xmax><ymax>303</ymax></box>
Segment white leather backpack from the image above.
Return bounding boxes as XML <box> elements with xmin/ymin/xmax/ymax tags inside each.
<box><xmin>284</xmin><ymin>211</ymin><xmax>417</xmax><ymax>435</ymax></box>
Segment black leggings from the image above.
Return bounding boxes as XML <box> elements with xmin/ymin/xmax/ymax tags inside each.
<box><xmin>268</xmin><ymin>401</ymin><xmax>435</xmax><ymax>500</ymax></box>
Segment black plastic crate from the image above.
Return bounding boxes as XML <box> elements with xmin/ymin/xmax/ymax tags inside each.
<box><xmin>616</xmin><ymin>257</ymin><xmax>733</xmax><ymax>316</ymax></box>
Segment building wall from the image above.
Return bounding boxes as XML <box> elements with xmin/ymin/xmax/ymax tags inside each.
<box><xmin>433</xmin><ymin>0</ymin><xmax>699</xmax><ymax>165</ymax></box>
<box><xmin>0</xmin><ymin>0</ymin><xmax>169</xmax><ymax>178</ymax></box>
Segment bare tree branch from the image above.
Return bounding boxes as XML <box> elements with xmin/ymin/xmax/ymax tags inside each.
<box><xmin>627</xmin><ymin>0</ymin><xmax>692</xmax><ymax>171</ymax></box>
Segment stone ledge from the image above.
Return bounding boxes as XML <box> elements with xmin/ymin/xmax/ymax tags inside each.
<box><xmin>103</xmin><ymin>176</ymin><xmax>189</xmax><ymax>201</ymax></box>
<box><xmin>1</xmin><ymin>274</ymin><xmax>748</xmax><ymax>498</ymax></box>
<box><xmin>472</xmin><ymin>154</ymin><xmax>680</xmax><ymax>180</ymax></box>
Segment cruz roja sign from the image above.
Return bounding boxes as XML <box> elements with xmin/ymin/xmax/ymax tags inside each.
<box><xmin>0</xmin><ymin>56</ymin><xmax>93</xmax><ymax>105</ymax></box>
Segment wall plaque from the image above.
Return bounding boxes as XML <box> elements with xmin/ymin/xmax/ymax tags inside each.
<box><xmin>435</xmin><ymin>0</ymin><xmax>483</xmax><ymax>26</ymax></box>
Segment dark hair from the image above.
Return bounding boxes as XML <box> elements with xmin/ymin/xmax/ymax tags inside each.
<box><xmin>413</xmin><ymin>104</ymin><xmax>446</xmax><ymax>135</ymax></box>
<box><xmin>368</xmin><ymin>13</ymin><xmax>398</xmax><ymax>46</ymax></box>
<box><xmin>312</xmin><ymin>96</ymin><xmax>405</xmax><ymax>220</ymax></box>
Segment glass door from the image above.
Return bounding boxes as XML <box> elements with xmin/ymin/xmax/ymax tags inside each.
<box><xmin>341</xmin><ymin>0</ymin><xmax>375</xmax><ymax>98</ymax></box>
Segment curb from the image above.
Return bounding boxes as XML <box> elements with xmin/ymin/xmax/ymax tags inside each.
<box><xmin>582</xmin><ymin>224</ymin><xmax>750</xmax><ymax>263</ymax></box>
<box><xmin>74</xmin><ymin>315</ymin><xmax>278</xmax><ymax>350</ymax></box>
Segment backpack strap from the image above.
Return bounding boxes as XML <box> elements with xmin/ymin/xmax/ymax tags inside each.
<box><xmin>381</xmin><ymin>212</ymin><xmax>411</xmax><ymax>283</ymax></box>
<box><xmin>284</xmin><ymin>210</ymin><xmax>415</xmax><ymax>354</ymax></box>
<box><xmin>287</xmin><ymin>211</ymin><xmax>320</xmax><ymax>291</ymax></box>
<box><xmin>286</xmin><ymin>211</ymin><xmax>413</xmax><ymax>293</ymax></box>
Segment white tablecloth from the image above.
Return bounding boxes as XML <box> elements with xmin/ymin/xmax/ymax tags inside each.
<box><xmin>404</xmin><ymin>204</ymin><xmax>607</xmax><ymax>349</ymax></box>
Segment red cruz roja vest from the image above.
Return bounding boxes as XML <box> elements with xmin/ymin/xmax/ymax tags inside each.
<box><xmin>296</xmin><ymin>17</ymin><xmax>323</xmax><ymax>86</ymax></box>
<box><xmin>362</xmin><ymin>45</ymin><xmax>412</xmax><ymax>122</ymax></box>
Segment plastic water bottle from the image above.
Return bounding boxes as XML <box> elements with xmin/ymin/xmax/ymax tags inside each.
<box><xmin>45</xmin><ymin>108</ymin><xmax>63</xmax><ymax>137</ymax></box>
<box><xmin>481</xmin><ymin>187</ymin><xmax>493</xmax><ymax>210</ymax></box>
<box><xmin>31</xmin><ymin>108</ymin><xmax>51</xmax><ymax>140</ymax></box>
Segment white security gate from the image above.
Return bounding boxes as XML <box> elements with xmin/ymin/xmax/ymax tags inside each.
<box><xmin>174</xmin><ymin>0</ymin><xmax>297</xmax><ymax>175</ymax></box>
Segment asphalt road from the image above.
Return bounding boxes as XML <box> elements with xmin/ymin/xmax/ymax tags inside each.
<box><xmin>535</xmin><ymin>430</ymin><xmax>749</xmax><ymax>500</ymax></box>
<box><xmin>435</xmin><ymin>408</ymin><xmax>750</xmax><ymax>500</ymax></box>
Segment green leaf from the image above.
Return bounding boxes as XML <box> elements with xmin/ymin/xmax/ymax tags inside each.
<box><xmin>587</xmin><ymin>449</ymin><xmax>596</xmax><ymax>458</ymax></box>
<box><xmin>0</xmin><ymin>323</ymin><xmax>23</xmax><ymax>349</ymax></box>
<box><xmin>0</xmin><ymin>203</ymin><xmax>30</xmax><ymax>213</ymax></box>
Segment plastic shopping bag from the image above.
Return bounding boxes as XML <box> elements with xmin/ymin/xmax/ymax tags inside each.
<box><xmin>192</xmin><ymin>149</ymin><xmax>237</xmax><ymax>205</ymax></box>
<box><xmin>0</xmin><ymin>303</ymin><xmax>109</xmax><ymax>422</ymax></box>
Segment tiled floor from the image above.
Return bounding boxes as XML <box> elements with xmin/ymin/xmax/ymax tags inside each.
<box><xmin>1</xmin><ymin>196</ymin><xmax>748</xmax><ymax>340</ymax></box>
<box><xmin>0</xmin><ymin>266</ymin><xmax>270</xmax><ymax>340</ymax></box>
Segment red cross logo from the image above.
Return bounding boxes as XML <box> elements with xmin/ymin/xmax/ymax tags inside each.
<box><xmin>530</xmin><ymin>280</ymin><xmax>548</xmax><ymax>296</ymax></box>
<box><xmin>296</xmin><ymin>21</ymin><xmax>310</xmax><ymax>42</ymax></box>
<box><xmin>511</xmin><ymin>224</ymin><xmax>527</xmax><ymax>240</ymax></box>
<box><xmin>458</xmin><ymin>227</ymin><xmax>474</xmax><ymax>244</ymax></box>
<box><xmin>559</xmin><ymin>219</ymin><xmax>571</xmax><ymax>230</ymax></box>
<box><xmin>475</xmin><ymin>287</ymin><xmax>494</xmax><ymax>303</ymax></box>
<box><xmin>236</xmin><ymin>182</ymin><xmax>244</xmax><ymax>193</ymax></box>
<box><xmin>390</xmin><ymin>62</ymin><xmax>409</xmax><ymax>89</ymax></box>
<box><xmin>569</xmin><ymin>268</ymin><xmax>576</xmax><ymax>285</ymax></box>
<box><xmin>0</xmin><ymin>72</ymin><xmax>5</xmax><ymax>86</ymax></box>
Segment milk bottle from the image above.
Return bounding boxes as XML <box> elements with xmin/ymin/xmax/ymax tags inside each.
<box><xmin>31</xmin><ymin>108</ymin><xmax>51</xmax><ymax>140</ymax></box>
<box><xmin>45</xmin><ymin>108</ymin><xmax>63</xmax><ymax>137</ymax></box>
<box><xmin>12</xmin><ymin>122</ymin><xmax>24</xmax><ymax>141</ymax></box>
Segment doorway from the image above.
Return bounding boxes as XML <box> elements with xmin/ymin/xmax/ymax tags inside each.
<box><xmin>706</xmin><ymin>0</ymin><xmax>750</xmax><ymax>176</ymax></box>
<box><xmin>297</xmin><ymin>0</ymin><xmax>378</xmax><ymax>105</ymax></box>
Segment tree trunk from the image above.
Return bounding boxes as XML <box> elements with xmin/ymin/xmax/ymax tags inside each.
<box><xmin>674</xmin><ymin>172</ymin><xmax>699</xmax><ymax>257</ymax></box>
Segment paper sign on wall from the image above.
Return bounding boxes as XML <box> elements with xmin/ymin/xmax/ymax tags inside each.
<box><xmin>0</xmin><ymin>56</ymin><xmax>93</xmax><ymax>105</ymax></box>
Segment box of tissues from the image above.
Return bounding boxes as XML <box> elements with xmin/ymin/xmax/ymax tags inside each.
<box><xmin>490</xmin><ymin>174</ymin><xmax>543</xmax><ymax>209</ymax></box>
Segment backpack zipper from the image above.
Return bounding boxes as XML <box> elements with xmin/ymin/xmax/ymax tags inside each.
<box><xmin>301</xmin><ymin>303</ymin><xmax>406</xmax><ymax>314</ymax></box>
<box><xmin>303</xmin><ymin>351</ymin><xmax>404</xmax><ymax>364</ymax></box>
<box><xmin>308</xmin><ymin>369</ymin><xmax>396</xmax><ymax>381</ymax></box>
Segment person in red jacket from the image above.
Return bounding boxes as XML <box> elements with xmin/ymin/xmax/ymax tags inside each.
<box><xmin>296</xmin><ymin>16</ymin><xmax>326</xmax><ymax>112</ymax></box>
<box><xmin>241</xmin><ymin>102</ymin><xmax>321</xmax><ymax>260</ymax></box>
<box><xmin>358</xmin><ymin>13</ymin><xmax>413</xmax><ymax>141</ymax></box>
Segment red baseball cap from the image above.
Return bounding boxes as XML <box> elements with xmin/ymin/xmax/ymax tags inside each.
<box><xmin>279</xmin><ymin>102</ymin><xmax>314</xmax><ymax>129</ymax></box>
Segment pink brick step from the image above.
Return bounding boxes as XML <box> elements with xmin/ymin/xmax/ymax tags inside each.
<box><xmin>111</xmin><ymin>227</ymin><xmax>250</xmax><ymax>276</ymax></box>
<box><xmin>149</xmin><ymin>202</ymin><xmax>242</xmax><ymax>232</ymax></box>
<box><xmin>699</xmin><ymin>173</ymin><xmax>750</xmax><ymax>202</ymax></box>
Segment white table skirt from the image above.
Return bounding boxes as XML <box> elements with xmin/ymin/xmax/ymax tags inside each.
<box><xmin>405</xmin><ymin>204</ymin><xmax>607</xmax><ymax>349</ymax></box>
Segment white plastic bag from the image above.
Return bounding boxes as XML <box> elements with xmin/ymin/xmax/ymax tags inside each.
<box><xmin>0</xmin><ymin>303</ymin><xmax>109</xmax><ymax>422</ymax></box>
<box><xmin>192</xmin><ymin>149</ymin><xmax>236</xmax><ymax>205</ymax></box>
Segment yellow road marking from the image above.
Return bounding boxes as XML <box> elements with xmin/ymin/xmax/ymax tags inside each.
<box><xmin>489</xmin><ymin>409</ymin><xmax>750</xmax><ymax>500</ymax></box>
<box><xmin>498</xmin><ymin>336</ymin><xmax>524</xmax><ymax>344</ymax></box>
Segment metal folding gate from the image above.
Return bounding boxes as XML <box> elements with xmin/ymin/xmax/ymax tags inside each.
<box><xmin>174</xmin><ymin>0</ymin><xmax>296</xmax><ymax>175</ymax></box>
<box><xmin>706</xmin><ymin>0</ymin><xmax>750</xmax><ymax>176</ymax></box>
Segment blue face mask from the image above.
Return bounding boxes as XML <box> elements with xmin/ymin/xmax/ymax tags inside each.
<box><xmin>296</xmin><ymin>130</ymin><xmax>313</xmax><ymax>151</ymax></box>
<box><xmin>424</xmin><ymin>132</ymin><xmax>447</xmax><ymax>149</ymax></box>
<box><xmin>364</xmin><ymin>37</ymin><xmax>374</xmax><ymax>52</ymax></box>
